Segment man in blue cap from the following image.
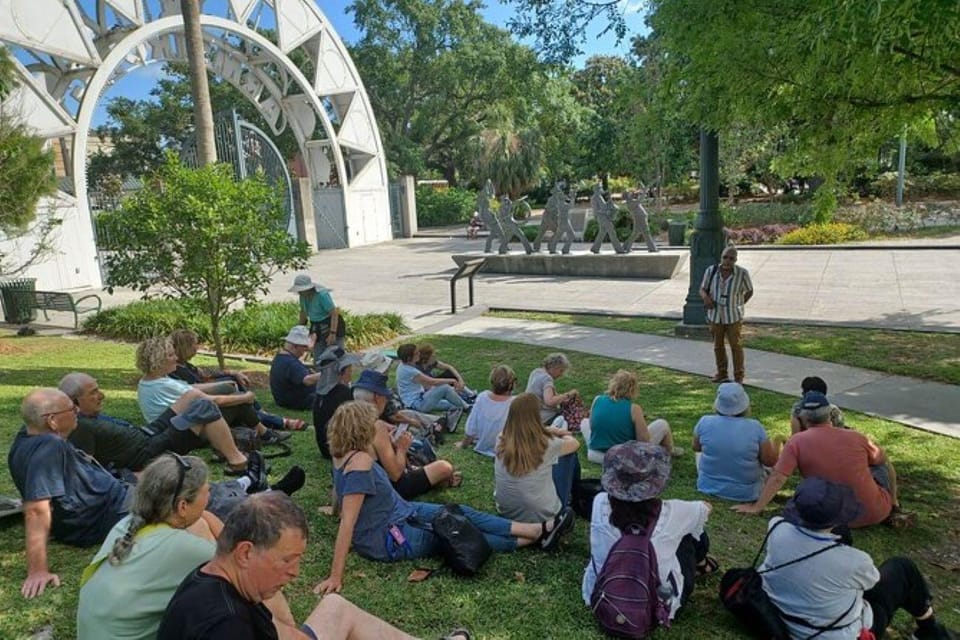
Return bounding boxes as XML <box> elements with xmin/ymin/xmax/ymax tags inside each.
<box><xmin>759</xmin><ymin>477</ymin><xmax>955</xmax><ymax>640</ymax></box>
<box><xmin>734</xmin><ymin>391</ymin><xmax>901</xmax><ymax>528</ymax></box>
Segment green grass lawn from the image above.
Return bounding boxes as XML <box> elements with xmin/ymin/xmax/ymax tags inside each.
<box><xmin>1</xmin><ymin>334</ymin><xmax>958</xmax><ymax>639</ymax></box>
<box><xmin>488</xmin><ymin>310</ymin><xmax>960</xmax><ymax>385</ymax></box>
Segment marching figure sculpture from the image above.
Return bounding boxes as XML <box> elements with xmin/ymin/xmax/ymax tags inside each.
<box><xmin>497</xmin><ymin>195</ymin><xmax>534</xmax><ymax>255</ymax></box>
<box><xmin>533</xmin><ymin>185</ymin><xmax>561</xmax><ymax>252</ymax></box>
<box><xmin>478</xmin><ymin>179</ymin><xmax>504</xmax><ymax>253</ymax></box>
<box><xmin>548</xmin><ymin>184</ymin><xmax>577</xmax><ymax>255</ymax></box>
<box><xmin>624</xmin><ymin>191</ymin><xmax>659</xmax><ymax>253</ymax></box>
<box><xmin>590</xmin><ymin>184</ymin><xmax>624</xmax><ymax>254</ymax></box>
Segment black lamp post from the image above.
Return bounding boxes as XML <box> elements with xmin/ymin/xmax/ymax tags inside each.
<box><xmin>679</xmin><ymin>129</ymin><xmax>725</xmax><ymax>332</ymax></box>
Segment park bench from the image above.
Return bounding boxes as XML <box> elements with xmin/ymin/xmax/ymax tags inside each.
<box><xmin>20</xmin><ymin>290</ymin><xmax>102</xmax><ymax>328</ymax></box>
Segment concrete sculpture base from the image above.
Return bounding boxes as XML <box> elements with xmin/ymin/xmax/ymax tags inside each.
<box><xmin>452</xmin><ymin>251</ymin><xmax>685</xmax><ymax>279</ymax></box>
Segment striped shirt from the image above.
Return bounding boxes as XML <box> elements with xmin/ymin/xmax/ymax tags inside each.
<box><xmin>701</xmin><ymin>264</ymin><xmax>753</xmax><ymax>324</ymax></box>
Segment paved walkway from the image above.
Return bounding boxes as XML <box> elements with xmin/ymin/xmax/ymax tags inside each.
<box><xmin>23</xmin><ymin>233</ymin><xmax>960</xmax><ymax>438</ymax></box>
<box><xmin>435</xmin><ymin>315</ymin><xmax>960</xmax><ymax>439</ymax></box>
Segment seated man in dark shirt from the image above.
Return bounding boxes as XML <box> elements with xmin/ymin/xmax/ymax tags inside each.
<box><xmin>9</xmin><ymin>388</ymin><xmax>298</xmax><ymax>601</ymax></box>
<box><xmin>59</xmin><ymin>372</ymin><xmax>250</xmax><ymax>473</ymax></box>
<box><xmin>10</xmin><ymin>388</ymin><xmax>131</xmax><ymax>599</ymax></box>
<box><xmin>158</xmin><ymin>492</ymin><xmax>438</xmax><ymax>640</ymax></box>
<box><xmin>313</xmin><ymin>351</ymin><xmax>361</xmax><ymax>458</ymax></box>
<box><xmin>269</xmin><ymin>326</ymin><xmax>323</xmax><ymax>410</ymax></box>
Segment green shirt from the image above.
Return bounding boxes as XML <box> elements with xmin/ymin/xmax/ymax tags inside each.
<box><xmin>300</xmin><ymin>289</ymin><xmax>336</xmax><ymax>323</ymax></box>
<box><xmin>77</xmin><ymin>516</ymin><xmax>215</xmax><ymax>640</ymax></box>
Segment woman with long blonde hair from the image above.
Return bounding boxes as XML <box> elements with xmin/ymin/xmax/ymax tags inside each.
<box><xmin>315</xmin><ymin>400</ymin><xmax>574</xmax><ymax>594</ymax></box>
<box><xmin>495</xmin><ymin>393</ymin><xmax>581</xmax><ymax>523</ymax></box>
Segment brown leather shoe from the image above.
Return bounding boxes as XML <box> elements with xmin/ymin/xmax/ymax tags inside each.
<box><xmin>710</xmin><ymin>373</ymin><xmax>728</xmax><ymax>383</ymax></box>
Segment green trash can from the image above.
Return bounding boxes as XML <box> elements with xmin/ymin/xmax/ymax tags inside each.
<box><xmin>0</xmin><ymin>278</ymin><xmax>37</xmax><ymax>324</ymax></box>
<box><xmin>668</xmin><ymin>221</ymin><xmax>686</xmax><ymax>246</ymax></box>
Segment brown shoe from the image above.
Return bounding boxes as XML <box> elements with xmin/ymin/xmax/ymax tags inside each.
<box><xmin>710</xmin><ymin>373</ymin><xmax>728</xmax><ymax>383</ymax></box>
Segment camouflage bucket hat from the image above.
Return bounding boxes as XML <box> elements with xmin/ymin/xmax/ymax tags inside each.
<box><xmin>601</xmin><ymin>441</ymin><xmax>672</xmax><ymax>502</ymax></box>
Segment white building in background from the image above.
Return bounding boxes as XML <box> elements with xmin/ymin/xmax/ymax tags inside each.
<box><xmin>0</xmin><ymin>0</ymin><xmax>390</xmax><ymax>291</ymax></box>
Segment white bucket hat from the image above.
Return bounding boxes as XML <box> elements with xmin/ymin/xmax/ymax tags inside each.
<box><xmin>284</xmin><ymin>325</ymin><xmax>312</xmax><ymax>347</ymax></box>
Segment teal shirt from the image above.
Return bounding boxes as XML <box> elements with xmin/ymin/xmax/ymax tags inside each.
<box><xmin>300</xmin><ymin>289</ymin><xmax>336</xmax><ymax>323</ymax></box>
<box><xmin>589</xmin><ymin>395</ymin><xmax>634</xmax><ymax>451</ymax></box>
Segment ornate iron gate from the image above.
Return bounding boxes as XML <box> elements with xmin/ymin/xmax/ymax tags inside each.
<box><xmin>182</xmin><ymin>110</ymin><xmax>295</xmax><ymax>232</ymax></box>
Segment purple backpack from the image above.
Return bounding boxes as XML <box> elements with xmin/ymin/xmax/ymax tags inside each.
<box><xmin>590</xmin><ymin>505</ymin><xmax>671</xmax><ymax>639</ymax></box>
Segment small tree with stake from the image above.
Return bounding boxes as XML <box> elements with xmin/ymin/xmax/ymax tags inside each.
<box><xmin>102</xmin><ymin>154</ymin><xmax>310</xmax><ymax>367</ymax></box>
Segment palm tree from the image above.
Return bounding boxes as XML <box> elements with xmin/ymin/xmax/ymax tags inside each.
<box><xmin>180</xmin><ymin>0</ymin><xmax>217</xmax><ymax>165</ymax></box>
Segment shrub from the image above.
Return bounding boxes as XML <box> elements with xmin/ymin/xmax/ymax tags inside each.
<box><xmin>722</xmin><ymin>202</ymin><xmax>813</xmax><ymax>228</ymax></box>
<box><xmin>867</xmin><ymin>171</ymin><xmax>960</xmax><ymax>199</ymax></box>
<box><xmin>776</xmin><ymin>223</ymin><xmax>867</xmax><ymax>245</ymax></box>
<box><xmin>84</xmin><ymin>299</ymin><xmax>409</xmax><ymax>353</ymax></box>
<box><xmin>661</xmin><ymin>180</ymin><xmax>699</xmax><ymax>203</ymax></box>
<box><xmin>416</xmin><ymin>186</ymin><xmax>476</xmax><ymax>227</ymax></box>
<box><xmin>834</xmin><ymin>201</ymin><xmax>925</xmax><ymax>233</ymax></box>
<box><xmin>82</xmin><ymin>299</ymin><xmax>209</xmax><ymax>341</ymax></box>
<box><xmin>606</xmin><ymin>176</ymin><xmax>636</xmax><ymax>197</ymax></box>
<box><xmin>725</xmin><ymin>224</ymin><xmax>799</xmax><ymax>245</ymax></box>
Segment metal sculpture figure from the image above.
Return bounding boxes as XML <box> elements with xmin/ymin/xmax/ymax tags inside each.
<box><xmin>478</xmin><ymin>179</ymin><xmax>504</xmax><ymax>253</ymax></box>
<box><xmin>624</xmin><ymin>191</ymin><xmax>659</xmax><ymax>253</ymax></box>
<box><xmin>497</xmin><ymin>195</ymin><xmax>534</xmax><ymax>255</ymax></box>
<box><xmin>548</xmin><ymin>183</ymin><xmax>578</xmax><ymax>255</ymax></box>
<box><xmin>590</xmin><ymin>184</ymin><xmax>624</xmax><ymax>254</ymax></box>
<box><xmin>533</xmin><ymin>184</ymin><xmax>561</xmax><ymax>252</ymax></box>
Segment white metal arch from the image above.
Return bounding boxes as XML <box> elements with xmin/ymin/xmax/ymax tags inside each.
<box><xmin>0</xmin><ymin>0</ymin><xmax>390</xmax><ymax>289</ymax></box>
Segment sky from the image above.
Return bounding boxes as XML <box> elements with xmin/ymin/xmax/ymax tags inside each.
<box><xmin>91</xmin><ymin>0</ymin><xmax>646</xmax><ymax>126</ymax></box>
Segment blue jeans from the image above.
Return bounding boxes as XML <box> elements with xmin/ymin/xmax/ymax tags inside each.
<box><xmin>552</xmin><ymin>452</ymin><xmax>581</xmax><ymax>509</ymax></box>
<box><xmin>412</xmin><ymin>385</ymin><xmax>468</xmax><ymax>412</ymax></box>
<box><xmin>394</xmin><ymin>502</ymin><xmax>517</xmax><ymax>559</ymax></box>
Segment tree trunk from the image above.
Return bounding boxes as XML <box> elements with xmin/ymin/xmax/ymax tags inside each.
<box><xmin>211</xmin><ymin>314</ymin><xmax>226</xmax><ymax>370</ymax></box>
<box><xmin>180</xmin><ymin>0</ymin><xmax>217</xmax><ymax>165</ymax></box>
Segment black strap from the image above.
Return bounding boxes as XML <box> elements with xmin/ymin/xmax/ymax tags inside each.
<box><xmin>337</xmin><ymin>450</ymin><xmax>361</xmax><ymax>471</ymax></box>
<box><xmin>782</xmin><ymin>598</ymin><xmax>858</xmax><ymax>639</ymax></box>
<box><xmin>750</xmin><ymin>520</ymin><xmax>842</xmax><ymax>573</ymax></box>
<box><xmin>751</xmin><ymin>521</ymin><xmax>854</xmax><ymax>639</ymax></box>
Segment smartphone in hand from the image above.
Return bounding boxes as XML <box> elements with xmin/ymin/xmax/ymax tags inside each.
<box><xmin>391</xmin><ymin>423</ymin><xmax>410</xmax><ymax>442</ymax></box>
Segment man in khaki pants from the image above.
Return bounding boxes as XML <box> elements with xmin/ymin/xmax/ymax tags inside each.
<box><xmin>699</xmin><ymin>246</ymin><xmax>753</xmax><ymax>383</ymax></box>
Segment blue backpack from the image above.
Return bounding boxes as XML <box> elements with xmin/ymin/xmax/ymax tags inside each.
<box><xmin>590</xmin><ymin>504</ymin><xmax>671</xmax><ymax>639</ymax></box>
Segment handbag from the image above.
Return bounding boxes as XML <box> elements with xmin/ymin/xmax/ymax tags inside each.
<box><xmin>719</xmin><ymin>519</ymin><xmax>849</xmax><ymax>640</ymax></box>
<box><xmin>431</xmin><ymin>504</ymin><xmax>492</xmax><ymax>576</ymax></box>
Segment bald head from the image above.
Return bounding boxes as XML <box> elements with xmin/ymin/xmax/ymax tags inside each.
<box><xmin>22</xmin><ymin>388</ymin><xmax>72</xmax><ymax>430</ymax></box>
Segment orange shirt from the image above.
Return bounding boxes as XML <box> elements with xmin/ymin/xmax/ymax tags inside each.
<box><xmin>775</xmin><ymin>425</ymin><xmax>892</xmax><ymax>527</ymax></box>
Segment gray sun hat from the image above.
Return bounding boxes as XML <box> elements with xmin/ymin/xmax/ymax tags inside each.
<box><xmin>714</xmin><ymin>382</ymin><xmax>750</xmax><ymax>416</ymax></box>
<box><xmin>601</xmin><ymin>441</ymin><xmax>672</xmax><ymax>502</ymax></box>
<box><xmin>288</xmin><ymin>274</ymin><xmax>330</xmax><ymax>293</ymax></box>
<box><xmin>284</xmin><ymin>325</ymin><xmax>311</xmax><ymax>347</ymax></box>
<box><xmin>361</xmin><ymin>350</ymin><xmax>393</xmax><ymax>374</ymax></box>
<box><xmin>782</xmin><ymin>477</ymin><xmax>862</xmax><ymax>530</ymax></box>
<box><xmin>171</xmin><ymin>398</ymin><xmax>221</xmax><ymax>431</ymax></box>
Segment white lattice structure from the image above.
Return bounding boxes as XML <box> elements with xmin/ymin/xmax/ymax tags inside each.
<box><xmin>0</xmin><ymin>0</ymin><xmax>389</xmax><ymax>289</ymax></box>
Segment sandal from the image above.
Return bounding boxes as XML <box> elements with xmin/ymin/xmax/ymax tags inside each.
<box><xmin>539</xmin><ymin>507</ymin><xmax>574</xmax><ymax>551</ymax></box>
<box><xmin>696</xmin><ymin>555</ymin><xmax>720</xmax><ymax>578</ymax></box>
<box><xmin>448</xmin><ymin>471</ymin><xmax>464</xmax><ymax>488</ymax></box>
<box><xmin>441</xmin><ymin>629</ymin><xmax>471</xmax><ymax>640</ymax></box>
<box><xmin>884</xmin><ymin>506</ymin><xmax>917</xmax><ymax>529</ymax></box>
<box><xmin>283</xmin><ymin>418</ymin><xmax>308</xmax><ymax>431</ymax></box>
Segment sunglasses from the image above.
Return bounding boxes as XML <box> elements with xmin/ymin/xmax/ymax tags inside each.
<box><xmin>170</xmin><ymin>453</ymin><xmax>192</xmax><ymax>511</ymax></box>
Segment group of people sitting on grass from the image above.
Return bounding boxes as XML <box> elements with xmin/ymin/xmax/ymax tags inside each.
<box><xmin>6</xmin><ymin>296</ymin><xmax>956</xmax><ymax>640</ymax></box>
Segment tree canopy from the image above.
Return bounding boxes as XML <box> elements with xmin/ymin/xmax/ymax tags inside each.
<box><xmin>347</xmin><ymin>0</ymin><xmax>549</xmax><ymax>184</ymax></box>
<box><xmin>101</xmin><ymin>155</ymin><xmax>309</xmax><ymax>366</ymax></box>
<box><xmin>0</xmin><ymin>48</ymin><xmax>58</xmax><ymax>275</ymax></box>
